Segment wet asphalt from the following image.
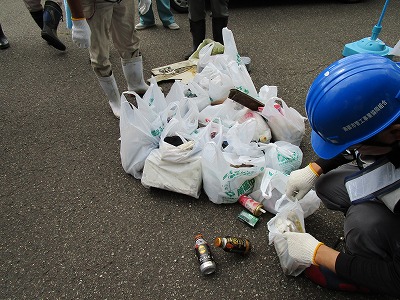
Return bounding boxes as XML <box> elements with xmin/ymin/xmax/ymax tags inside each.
<box><xmin>1</xmin><ymin>0</ymin><xmax>399</xmax><ymax>299</ymax></box>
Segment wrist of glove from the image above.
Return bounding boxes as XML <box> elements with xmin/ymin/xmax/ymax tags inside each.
<box><xmin>283</xmin><ymin>232</ymin><xmax>324</xmax><ymax>265</ymax></box>
<box><xmin>72</xmin><ymin>19</ymin><xmax>91</xmax><ymax>49</ymax></box>
<box><xmin>286</xmin><ymin>164</ymin><xmax>319</xmax><ymax>200</ymax></box>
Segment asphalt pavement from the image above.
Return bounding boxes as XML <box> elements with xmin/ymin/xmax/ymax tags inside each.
<box><xmin>1</xmin><ymin>0</ymin><xmax>399</xmax><ymax>299</ymax></box>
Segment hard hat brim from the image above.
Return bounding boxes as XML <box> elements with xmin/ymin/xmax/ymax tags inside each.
<box><xmin>311</xmin><ymin>130</ymin><xmax>349</xmax><ymax>160</ymax></box>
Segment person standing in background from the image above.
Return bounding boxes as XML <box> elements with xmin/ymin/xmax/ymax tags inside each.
<box><xmin>135</xmin><ymin>0</ymin><xmax>179</xmax><ymax>30</ymax></box>
<box><xmin>23</xmin><ymin>0</ymin><xmax>66</xmax><ymax>51</ymax></box>
<box><xmin>184</xmin><ymin>0</ymin><xmax>229</xmax><ymax>59</ymax></box>
<box><xmin>66</xmin><ymin>0</ymin><xmax>151</xmax><ymax>118</ymax></box>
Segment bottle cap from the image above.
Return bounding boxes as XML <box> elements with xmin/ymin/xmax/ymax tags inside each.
<box><xmin>214</xmin><ymin>237</ymin><xmax>222</xmax><ymax>247</ymax></box>
<box><xmin>195</xmin><ymin>234</ymin><xmax>204</xmax><ymax>240</ymax></box>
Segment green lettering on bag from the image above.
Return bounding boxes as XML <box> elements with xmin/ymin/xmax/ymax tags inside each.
<box><xmin>236</xmin><ymin>86</ymin><xmax>249</xmax><ymax>95</ymax></box>
<box><xmin>225</xmin><ymin>191</ymin><xmax>236</xmax><ymax>197</ymax></box>
<box><xmin>236</xmin><ymin>178</ymin><xmax>255</xmax><ymax>196</ymax></box>
<box><xmin>236</xmin><ymin>53</ymin><xmax>241</xmax><ymax>65</ymax></box>
<box><xmin>151</xmin><ymin>126</ymin><xmax>164</xmax><ymax>137</ymax></box>
<box><xmin>277</xmin><ymin>152</ymin><xmax>299</xmax><ymax>164</ymax></box>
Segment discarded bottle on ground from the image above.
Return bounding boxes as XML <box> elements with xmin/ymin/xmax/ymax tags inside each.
<box><xmin>194</xmin><ymin>234</ymin><xmax>216</xmax><ymax>275</ymax></box>
<box><xmin>214</xmin><ymin>236</ymin><xmax>251</xmax><ymax>255</ymax></box>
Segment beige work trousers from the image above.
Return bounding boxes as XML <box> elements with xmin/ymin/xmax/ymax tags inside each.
<box><xmin>81</xmin><ymin>0</ymin><xmax>141</xmax><ymax>77</ymax></box>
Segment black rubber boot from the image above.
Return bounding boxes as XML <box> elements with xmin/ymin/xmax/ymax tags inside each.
<box><xmin>184</xmin><ymin>19</ymin><xmax>206</xmax><ymax>60</ymax></box>
<box><xmin>41</xmin><ymin>1</ymin><xmax>66</xmax><ymax>51</ymax></box>
<box><xmin>212</xmin><ymin>17</ymin><xmax>228</xmax><ymax>44</ymax></box>
<box><xmin>30</xmin><ymin>10</ymin><xmax>44</xmax><ymax>29</ymax></box>
<box><xmin>0</xmin><ymin>23</ymin><xmax>10</xmax><ymax>49</ymax></box>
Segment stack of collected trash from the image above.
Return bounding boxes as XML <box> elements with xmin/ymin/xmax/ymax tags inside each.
<box><xmin>119</xmin><ymin>28</ymin><xmax>322</xmax><ymax>276</ymax></box>
<box><xmin>120</xmin><ymin>28</ymin><xmax>305</xmax><ymax>200</ymax></box>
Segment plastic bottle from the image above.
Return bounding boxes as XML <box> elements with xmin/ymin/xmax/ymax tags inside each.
<box><xmin>194</xmin><ymin>234</ymin><xmax>216</xmax><ymax>275</ymax></box>
<box><xmin>214</xmin><ymin>236</ymin><xmax>251</xmax><ymax>255</ymax></box>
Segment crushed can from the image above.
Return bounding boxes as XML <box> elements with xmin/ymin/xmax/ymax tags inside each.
<box><xmin>214</xmin><ymin>236</ymin><xmax>251</xmax><ymax>255</ymax></box>
<box><xmin>194</xmin><ymin>234</ymin><xmax>216</xmax><ymax>275</ymax></box>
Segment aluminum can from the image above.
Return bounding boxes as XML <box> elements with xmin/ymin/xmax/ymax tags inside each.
<box><xmin>214</xmin><ymin>236</ymin><xmax>251</xmax><ymax>255</ymax></box>
<box><xmin>238</xmin><ymin>195</ymin><xmax>266</xmax><ymax>217</ymax></box>
<box><xmin>194</xmin><ymin>234</ymin><xmax>216</xmax><ymax>275</ymax></box>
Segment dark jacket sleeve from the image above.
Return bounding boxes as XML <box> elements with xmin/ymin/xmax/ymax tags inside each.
<box><xmin>336</xmin><ymin>251</ymin><xmax>400</xmax><ymax>298</ymax></box>
<box><xmin>315</xmin><ymin>154</ymin><xmax>354</xmax><ymax>174</ymax></box>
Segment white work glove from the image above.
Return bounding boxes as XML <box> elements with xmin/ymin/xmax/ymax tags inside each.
<box><xmin>72</xmin><ymin>19</ymin><xmax>91</xmax><ymax>48</ymax></box>
<box><xmin>286</xmin><ymin>164</ymin><xmax>319</xmax><ymax>200</ymax></box>
<box><xmin>138</xmin><ymin>0</ymin><xmax>151</xmax><ymax>15</ymax></box>
<box><xmin>283</xmin><ymin>232</ymin><xmax>324</xmax><ymax>265</ymax></box>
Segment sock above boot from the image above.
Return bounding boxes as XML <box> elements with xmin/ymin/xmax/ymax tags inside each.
<box><xmin>30</xmin><ymin>10</ymin><xmax>44</xmax><ymax>29</ymax></box>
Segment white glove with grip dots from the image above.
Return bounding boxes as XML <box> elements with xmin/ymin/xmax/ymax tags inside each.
<box><xmin>283</xmin><ymin>232</ymin><xmax>324</xmax><ymax>266</ymax></box>
<box><xmin>286</xmin><ymin>164</ymin><xmax>319</xmax><ymax>200</ymax></box>
<box><xmin>138</xmin><ymin>0</ymin><xmax>151</xmax><ymax>15</ymax></box>
<box><xmin>72</xmin><ymin>19</ymin><xmax>91</xmax><ymax>49</ymax></box>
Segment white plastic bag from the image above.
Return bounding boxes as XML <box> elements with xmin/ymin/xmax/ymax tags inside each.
<box><xmin>260</xmin><ymin>97</ymin><xmax>306</xmax><ymax>146</ymax></box>
<box><xmin>238</xmin><ymin>110</ymin><xmax>272</xmax><ymax>143</ymax></box>
<box><xmin>224</xmin><ymin>119</ymin><xmax>266</xmax><ymax>157</ymax></box>
<box><xmin>119</xmin><ymin>96</ymin><xmax>163</xmax><ymax>179</ymax></box>
<box><xmin>184</xmin><ymin>81</ymin><xmax>212</xmax><ymax>112</ymax></box>
<box><xmin>141</xmin><ymin>148</ymin><xmax>202</xmax><ymax>198</ymax></box>
<box><xmin>263</xmin><ymin>141</ymin><xmax>303</xmax><ymax>175</ymax></box>
<box><xmin>222</xmin><ymin>28</ymin><xmax>258</xmax><ymax>98</ymax></box>
<box><xmin>198</xmin><ymin>98</ymin><xmax>247</xmax><ymax>128</ymax></box>
<box><xmin>165</xmin><ymin>80</ymin><xmax>185</xmax><ymax>105</ymax></box>
<box><xmin>201</xmin><ymin>141</ymin><xmax>265</xmax><ymax>204</ymax></box>
<box><xmin>141</xmin><ymin>118</ymin><xmax>203</xmax><ymax>198</ymax></box>
<box><xmin>197</xmin><ymin>42</ymin><xmax>215</xmax><ymax>73</ymax></box>
<box><xmin>142</xmin><ymin>77</ymin><xmax>168</xmax><ymax>113</ymax></box>
<box><xmin>250</xmin><ymin>168</ymin><xmax>288</xmax><ymax>214</ymax></box>
<box><xmin>267</xmin><ymin>199</ymin><xmax>308</xmax><ymax>276</ymax></box>
<box><xmin>250</xmin><ymin>168</ymin><xmax>320</xmax><ymax>217</ymax></box>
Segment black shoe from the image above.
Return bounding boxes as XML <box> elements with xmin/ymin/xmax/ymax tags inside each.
<box><xmin>41</xmin><ymin>0</ymin><xmax>66</xmax><ymax>51</ymax></box>
<box><xmin>0</xmin><ymin>24</ymin><xmax>10</xmax><ymax>49</ymax></box>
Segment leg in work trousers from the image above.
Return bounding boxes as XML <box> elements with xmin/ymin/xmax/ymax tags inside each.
<box><xmin>81</xmin><ymin>0</ymin><xmax>141</xmax><ymax>77</ymax></box>
<box><xmin>23</xmin><ymin>0</ymin><xmax>63</xmax><ymax>12</ymax></box>
<box><xmin>139</xmin><ymin>0</ymin><xmax>175</xmax><ymax>26</ymax></box>
<box><xmin>315</xmin><ymin>164</ymin><xmax>400</xmax><ymax>262</ymax></box>
<box><xmin>188</xmin><ymin>0</ymin><xmax>228</xmax><ymax>22</ymax></box>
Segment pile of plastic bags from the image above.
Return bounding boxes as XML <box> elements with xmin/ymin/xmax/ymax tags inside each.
<box><xmin>119</xmin><ymin>28</ymin><xmax>322</xmax><ymax>276</ymax></box>
<box><xmin>120</xmin><ymin>28</ymin><xmax>308</xmax><ymax>201</ymax></box>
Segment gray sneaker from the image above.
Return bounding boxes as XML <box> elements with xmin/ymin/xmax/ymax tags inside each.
<box><xmin>135</xmin><ymin>23</ymin><xmax>156</xmax><ymax>30</ymax></box>
<box><xmin>164</xmin><ymin>22</ymin><xmax>180</xmax><ymax>30</ymax></box>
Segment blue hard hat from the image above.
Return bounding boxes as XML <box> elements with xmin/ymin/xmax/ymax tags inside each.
<box><xmin>306</xmin><ymin>53</ymin><xmax>400</xmax><ymax>159</ymax></box>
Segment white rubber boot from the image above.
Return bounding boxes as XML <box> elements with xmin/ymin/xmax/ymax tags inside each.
<box><xmin>97</xmin><ymin>73</ymin><xmax>121</xmax><ymax>118</ymax></box>
<box><xmin>121</xmin><ymin>55</ymin><xmax>149</xmax><ymax>95</ymax></box>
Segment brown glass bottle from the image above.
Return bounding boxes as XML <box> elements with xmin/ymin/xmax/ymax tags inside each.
<box><xmin>214</xmin><ymin>236</ymin><xmax>251</xmax><ymax>255</ymax></box>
